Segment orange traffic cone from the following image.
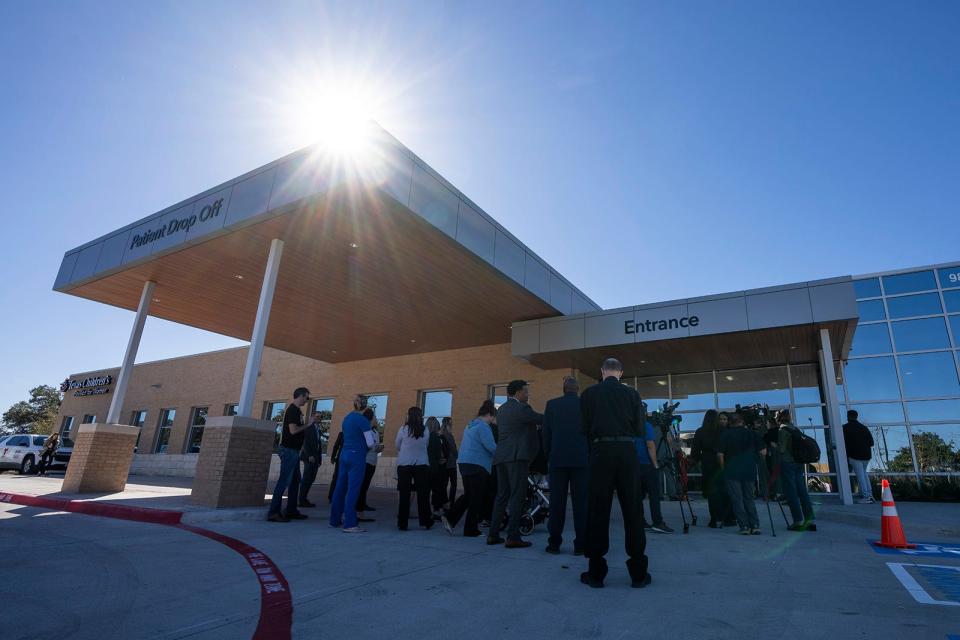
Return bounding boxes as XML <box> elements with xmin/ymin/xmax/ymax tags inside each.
<box><xmin>874</xmin><ymin>479</ymin><xmax>915</xmax><ymax>549</ymax></box>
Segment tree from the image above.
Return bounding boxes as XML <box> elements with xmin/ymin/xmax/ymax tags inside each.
<box><xmin>888</xmin><ymin>431</ymin><xmax>959</xmax><ymax>473</ymax></box>
<box><xmin>1</xmin><ymin>385</ymin><xmax>62</xmax><ymax>435</ymax></box>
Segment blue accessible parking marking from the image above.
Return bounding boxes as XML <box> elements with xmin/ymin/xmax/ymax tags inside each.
<box><xmin>869</xmin><ymin>540</ymin><xmax>960</xmax><ymax>558</ymax></box>
<box><xmin>887</xmin><ymin>563</ymin><xmax>960</xmax><ymax>606</ymax></box>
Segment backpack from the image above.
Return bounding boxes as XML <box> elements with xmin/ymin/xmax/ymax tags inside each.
<box><xmin>788</xmin><ymin>427</ymin><xmax>820</xmax><ymax>464</ymax></box>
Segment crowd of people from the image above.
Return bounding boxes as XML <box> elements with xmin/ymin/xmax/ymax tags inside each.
<box><xmin>265</xmin><ymin>356</ymin><xmax>880</xmax><ymax>587</ymax></box>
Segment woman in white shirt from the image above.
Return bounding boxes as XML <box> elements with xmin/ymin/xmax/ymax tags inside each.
<box><xmin>395</xmin><ymin>406</ymin><xmax>433</xmax><ymax>530</ymax></box>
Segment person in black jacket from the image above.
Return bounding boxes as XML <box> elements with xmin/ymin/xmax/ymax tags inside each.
<box><xmin>543</xmin><ymin>376</ymin><xmax>590</xmax><ymax>555</ymax></box>
<box><xmin>298</xmin><ymin>412</ymin><xmax>323</xmax><ymax>507</ymax></box>
<box><xmin>691</xmin><ymin>410</ymin><xmax>736</xmax><ymax>528</ymax></box>
<box><xmin>843</xmin><ymin>410</ymin><xmax>875</xmax><ymax>503</ymax></box>
<box><xmin>579</xmin><ymin>358</ymin><xmax>650</xmax><ymax>589</ymax></box>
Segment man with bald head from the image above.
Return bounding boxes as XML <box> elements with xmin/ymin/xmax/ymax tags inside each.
<box><xmin>543</xmin><ymin>376</ymin><xmax>590</xmax><ymax>555</ymax></box>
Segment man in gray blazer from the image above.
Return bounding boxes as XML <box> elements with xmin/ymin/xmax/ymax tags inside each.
<box><xmin>488</xmin><ymin>379</ymin><xmax>544</xmax><ymax>548</ymax></box>
<box><xmin>298</xmin><ymin>412</ymin><xmax>323</xmax><ymax>508</ymax></box>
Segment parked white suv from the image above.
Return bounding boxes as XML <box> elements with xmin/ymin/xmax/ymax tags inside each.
<box><xmin>0</xmin><ymin>434</ymin><xmax>73</xmax><ymax>474</ymax></box>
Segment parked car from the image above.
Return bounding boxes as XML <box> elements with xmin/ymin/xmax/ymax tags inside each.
<box><xmin>0</xmin><ymin>434</ymin><xmax>73</xmax><ymax>474</ymax></box>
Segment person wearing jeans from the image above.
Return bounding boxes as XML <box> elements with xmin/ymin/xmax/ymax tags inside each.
<box><xmin>329</xmin><ymin>395</ymin><xmax>378</xmax><ymax>533</ymax></box>
<box><xmin>843</xmin><ymin>410</ymin><xmax>875</xmax><ymax>503</ymax></box>
<box><xmin>777</xmin><ymin>413</ymin><xmax>816</xmax><ymax>531</ymax></box>
<box><xmin>268</xmin><ymin>387</ymin><xmax>312</xmax><ymax>522</ymax></box>
<box><xmin>718</xmin><ymin>413</ymin><xmax>766</xmax><ymax>535</ymax></box>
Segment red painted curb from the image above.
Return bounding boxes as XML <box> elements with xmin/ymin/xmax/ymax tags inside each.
<box><xmin>0</xmin><ymin>491</ymin><xmax>292</xmax><ymax>640</ymax></box>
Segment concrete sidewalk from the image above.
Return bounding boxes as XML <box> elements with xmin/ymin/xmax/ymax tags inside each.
<box><xmin>2</xmin><ymin>470</ymin><xmax>958</xmax><ymax>640</ymax></box>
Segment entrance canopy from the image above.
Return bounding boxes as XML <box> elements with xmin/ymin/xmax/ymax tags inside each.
<box><xmin>53</xmin><ymin>126</ymin><xmax>598</xmax><ymax>363</ymax></box>
<box><xmin>512</xmin><ymin>280</ymin><xmax>859</xmax><ymax>377</ymax></box>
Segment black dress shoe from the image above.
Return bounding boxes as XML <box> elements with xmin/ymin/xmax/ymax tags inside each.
<box><xmin>579</xmin><ymin>572</ymin><xmax>604</xmax><ymax>588</ymax></box>
<box><xmin>631</xmin><ymin>574</ymin><xmax>653</xmax><ymax>589</ymax></box>
<box><xmin>286</xmin><ymin>512</ymin><xmax>308</xmax><ymax>520</ymax></box>
<box><xmin>361</xmin><ymin>505</ymin><xmax>376</xmax><ymax>512</ymax></box>
<box><xmin>298</xmin><ymin>500</ymin><xmax>315</xmax><ymax>508</ymax></box>
<box><xmin>545</xmin><ymin>545</ymin><xmax>561</xmax><ymax>554</ymax></box>
<box><xmin>267</xmin><ymin>513</ymin><xmax>289</xmax><ymax>523</ymax></box>
<box><xmin>358</xmin><ymin>517</ymin><xmax>375</xmax><ymax>523</ymax></box>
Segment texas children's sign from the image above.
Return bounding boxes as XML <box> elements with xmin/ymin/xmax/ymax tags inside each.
<box><xmin>60</xmin><ymin>375</ymin><xmax>113</xmax><ymax>398</ymax></box>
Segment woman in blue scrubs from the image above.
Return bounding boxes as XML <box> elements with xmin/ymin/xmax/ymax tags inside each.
<box><xmin>330</xmin><ymin>395</ymin><xmax>378</xmax><ymax>533</ymax></box>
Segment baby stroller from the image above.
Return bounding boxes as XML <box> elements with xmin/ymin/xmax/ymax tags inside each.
<box><xmin>517</xmin><ymin>473</ymin><xmax>550</xmax><ymax>536</ymax></box>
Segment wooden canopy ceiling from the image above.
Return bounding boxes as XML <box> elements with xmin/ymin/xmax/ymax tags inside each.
<box><xmin>529</xmin><ymin>321</ymin><xmax>853</xmax><ymax>380</ymax></box>
<box><xmin>63</xmin><ymin>186</ymin><xmax>560</xmax><ymax>363</ymax></box>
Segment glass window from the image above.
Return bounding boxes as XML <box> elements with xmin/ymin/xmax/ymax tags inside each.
<box><xmin>420</xmin><ymin>390</ymin><xmax>452</xmax><ymax>422</ymax></box>
<box><xmin>185</xmin><ymin>407</ymin><xmax>208</xmax><ymax>453</ymax></box>
<box><xmin>850</xmin><ymin>324</ymin><xmax>892</xmax><ymax>356</ymax></box>
<box><xmin>670</xmin><ymin>372</ymin><xmax>715</xmax><ymax>411</ymax></box>
<box><xmin>853</xmin><ymin>278</ymin><xmax>881</xmax><ymax>299</ymax></box>
<box><xmin>223</xmin><ymin>404</ymin><xmax>238</xmax><ymax>417</ymax></box>
<box><xmin>364</xmin><ymin>394</ymin><xmax>389</xmax><ymax>430</ymax></box>
<box><xmin>938</xmin><ymin>266</ymin><xmax>960</xmax><ymax>290</ymax></box>
<box><xmin>844</xmin><ymin>357</ymin><xmax>901</xmax><ymax>401</ymax></box>
<box><xmin>794</xmin><ymin>406</ymin><xmax>826</xmax><ymax>427</ymax></box>
<box><xmin>636</xmin><ymin>376</ymin><xmax>669</xmax><ymax>409</ymax></box>
<box><xmin>490</xmin><ymin>385</ymin><xmax>509</xmax><ymax>409</ymax></box>
<box><xmin>834</xmin><ymin>361</ymin><xmax>846</xmax><ymax>402</ymax></box>
<box><xmin>891</xmin><ymin>317</ymin><xmax>950</xmax><ymax>352</ymax></box>
<box><xmin>82</xmin><ymin>414</ymin><xmax>96</xmax><ymax>424</ymax></box>
<box><xmin>59</xmin><ymin>416</ymin><xmax>74</xmax><ymax>440</ymax></box>
<box><xmin>265</xmin><ymin>401</ymin><xmax>287</xmax><ymax>450</ymax></box>
<box><xmin>882</xmin><ymin>270</ymin><xmax>937</xmax><ymax>295</ymax></box>
<box><xmin>857</xmin><ymin>299</ymin><xmax>886</xmax><ymax>322</ymax></box>
<box><xmin>898</xmin><ymin>351</ymin><xmax>960</xmax><ymax>398</ymax></box>
<box><xmin>716</xmin><ymin>366</ymin><xmax>790</xmax><ymax>408</ymax></box>
<box><xmin>949</xmin><ymin>315</ymin><xmax>960</xmax><ymax>346</ymax></box>
<box><xmin>791</xmin><ymin>364</ymin><xmax>823</xmax><ymax>405</ymax></box>
<box><xmin>154</xmin><ymin>409</ymin><xmax>176</xmax><ymax>454</ymax></box>
<box><xmin>945</xmin><ymin>290</ymin><xmax>960</xmax><ymax>314</ymax></box>
<box><xmin>906</xmin><ymin>399</ymin><xmax>960</xmax><ymax>423</ymax></box>
<box><xmin>886</xmin><ymin>293</ymin><xmax>942</xmax><ymax>319</ymax></box>
<box><xmin>843</xmin><ymin>402</ymin><xmax>905</xmax><ymax>424</ymax></box>
<box><xmin>676</xmin><ymin>411</ymin><xmax>707</xmax><ymax>433</ymax></box>
<box><xmin>310</xmin><ymin>398</ymin><xmax>334</xmax><ymax>454</ymax></box>
<box><xmin>909</xmin><ymin>424</ymin><xmax>960</xmax><ymax>472</ymax></box>
<box><xmin>867</xmin><ymin>425</ymin><xmax>912</xmax><ymax>473</ymax></box>
<box><xmin>33</xmin><ymin>436</ymin><xmax>46</xmax><ymax>447</ymax></box>
<box><xmin>130</xmin><ymin>410</ymin><xmax>147</xmax><ymax>452</ymax></box>
<box><xmin>8</xmin><ymin>436</ymin><xmax>28</xmax><ymax>446</ymax></box>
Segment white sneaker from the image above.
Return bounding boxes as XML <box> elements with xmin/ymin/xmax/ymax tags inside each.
<box><xmin>855</xmin><ymin>497</ymin><xmax>875</xmax><ymax>504</ymax></box>
<box><xmin>342</xmin><ymin>526</ymin><xmax>366</xmax><ymax>533</ymax></box>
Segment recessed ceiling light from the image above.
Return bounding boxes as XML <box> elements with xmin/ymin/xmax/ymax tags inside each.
<box><xmin>657</xmin><ymin>380</ymin><xmax>667</xmax><ymax>386</ymax></box>
<box><xmin>152</xmin><ymin>298</ymin><xmax>160</xmax><ymax>303</ymax></box>
<box><xmin>234</xmin><ymin>274</ymin><xmax>244</xmax><ymax>280</ymax></box>
<box><xmin>410</xmin><ymin>339</ymin><xmax>417</xmax><ymax>343</ymax></box>
<box><xmin>790</xmin><ymin>346</ymin><xmax>798</xmax><ymax>350</ymax></box>
<box><xmin>771</xmin><ymin>381</ymin><xmax>779</xmax><ymax>385</ymax></box>
<box><xmin>725</xmin><ymin>375</ymin><xmax>734</xmax><ymax>381</ymax></box>
<box><xmin>331</xmin><ymin>350</ymin><xmax>337</xmax><ymax>354</ymax></box>
<box><xmin>349</xmin><ymin>242</ymin><xmax>359</xmax><ymax>249</ymax></box>
<box><xmin>640</xmin><ymin>360</ymin><xmax>646</xmax><ymax>364</ymax></box>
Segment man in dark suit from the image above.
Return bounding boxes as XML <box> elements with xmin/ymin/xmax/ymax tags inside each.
<box><xmin>298</xmin><ymin>412</ymin><xmax>322</xmax><ymax>508</ymax></box>
<box><xmin>543</xmin><ymin>376</ymin><xmax>589</xmax><ymax>555</ymax></box>
<box><xmin>580</xmin><ymin>358</ymin><xmax>651</xmax><ymax>589</ymax></box>
<box><xmin>487</xmin><ymin>379</ymin><xmax>544</xmax><ymax>548</ymax></box>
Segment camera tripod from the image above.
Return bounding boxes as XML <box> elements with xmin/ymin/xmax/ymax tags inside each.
<box><xmin>655</xmin><ymin>427</ymin><xmax>698</xmax><ymax>533</ymax></box>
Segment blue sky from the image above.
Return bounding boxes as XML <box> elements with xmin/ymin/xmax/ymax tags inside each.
<box><xmin>1</xmin><ymin>1</ymin><xmax>958</xmax><ymax>412</ymax></box>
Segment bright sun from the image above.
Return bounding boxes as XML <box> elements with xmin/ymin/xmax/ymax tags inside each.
<box><xmin>284</xmin><ymin>84</ymin><xmax>378</xmax><ymax>155</ymax></box>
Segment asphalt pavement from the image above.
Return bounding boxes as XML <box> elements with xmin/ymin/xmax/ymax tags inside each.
<box><xmin>1</xmin><ymin>474</ymin><xmax>957</xmax><ymax>640</ymax></box>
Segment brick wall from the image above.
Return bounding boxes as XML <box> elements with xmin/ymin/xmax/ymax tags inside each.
<box><xmin>61</xmin><ymin>424</ymin><xmax>138</xmax><ymax>493</ymax></box>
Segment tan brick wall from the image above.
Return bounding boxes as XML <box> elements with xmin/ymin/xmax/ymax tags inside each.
<box><xmin>57</xmin><ymin>342</ymin><xmax>583</xmax><ymax>467</ymax></box>
<box><xmin>61</xmin><ymin>425</ymin><xmax>138</xmax><ymax>493</ymax></box>
<box><xmin>191</xmin><ymin>419</ymin><xmax>275</xmax><ymax>508</ymax></box>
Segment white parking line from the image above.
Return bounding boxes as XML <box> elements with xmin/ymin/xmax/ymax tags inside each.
<box><xmin>887</xmin><ymin>562</ymin><xmax>960</xmax><ymax>606</ymax></box>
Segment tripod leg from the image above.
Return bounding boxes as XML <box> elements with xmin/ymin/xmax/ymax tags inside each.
<box><xmin>766</xmin><ymin>498</ymin><xmax>776</xmax><ymax>537</ymax></box>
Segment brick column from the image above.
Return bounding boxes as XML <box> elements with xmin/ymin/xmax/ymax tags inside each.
<box><xmin>62</xmin><ymin>424</ymin><xmax>139</xmax><ymax>494</ymax></box>
<box><xmin>190</xmin><ymin>416</ymin><xmax>276</xmax><ymax>508</ymax></box>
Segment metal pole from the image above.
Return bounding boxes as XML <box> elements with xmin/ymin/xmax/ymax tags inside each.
<box><xmin>238</xmin><ymin>239</ymin><xmax>284</xmax><ymax>417</ymax></box>
<box><xmin>819</xmin><ymin>328</ymin><xmax>853</xmax><ymax>505</ymax></box>
<box><xmin>106</xmin><ymin>281</ymin><xmax>155</xmax><ymax>424</ymax></box>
